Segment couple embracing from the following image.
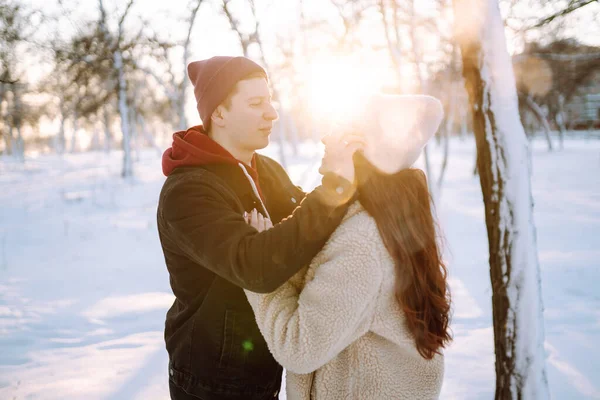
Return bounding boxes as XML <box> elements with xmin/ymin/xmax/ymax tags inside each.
<box><xmin>157</xmin><ymin>56</ymin><xmax>451</xmax><ymax>400</ymax></box>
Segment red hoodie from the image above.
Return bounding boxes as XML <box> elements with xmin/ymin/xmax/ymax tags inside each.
<box><xmin>162</xmin><ymin>126</ymin><xmax>265</xmax><ymax>201</ymax></box>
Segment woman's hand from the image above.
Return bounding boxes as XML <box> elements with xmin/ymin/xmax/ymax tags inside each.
<box><xmin>245</xmin><ymin>208</ymin><xmax>273</xmax><ymax>232</ymax></box>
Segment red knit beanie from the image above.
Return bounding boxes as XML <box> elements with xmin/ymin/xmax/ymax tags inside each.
<box><xmin>187</xmin><ymin>56</ymin><xmax>267</xmax><ymax>130</ymax></box>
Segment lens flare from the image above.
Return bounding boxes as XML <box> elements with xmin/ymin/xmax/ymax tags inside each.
<box><xmin>304</xmin><ymin>56</ymin><xmax>384</xmax><ymax>126</ymax></box>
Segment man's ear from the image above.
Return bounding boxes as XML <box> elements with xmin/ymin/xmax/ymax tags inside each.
<box><xmin>211</xmin><ymin>105</ymin><xmax>226</xmax><ymax>128</ymax></box>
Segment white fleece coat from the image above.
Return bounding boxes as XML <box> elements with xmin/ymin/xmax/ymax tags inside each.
<box><xmin>245</xmin><ymin>201</ymin><xmax>444</xmax><ymax>400</ymax></box>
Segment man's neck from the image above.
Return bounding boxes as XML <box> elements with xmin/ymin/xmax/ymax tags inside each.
<box><xmin>209</xmin><ymin>130</ymin><xmax>254</xmax><ymax>166</ymax></box>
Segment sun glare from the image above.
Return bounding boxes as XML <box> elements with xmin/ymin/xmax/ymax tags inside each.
<box><xmin>304</xmin><ymin>56</ymin><xmax>384</xmax><ymax>125</ymax></box>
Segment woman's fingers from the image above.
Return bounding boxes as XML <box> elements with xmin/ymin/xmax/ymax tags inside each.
<box><xmin>265</xmin><ymin>217</ymin><xmax>273</xmax><ymax>230</ymax></box>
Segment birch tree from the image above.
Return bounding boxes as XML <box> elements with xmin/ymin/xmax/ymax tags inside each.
<box><xmin>453</xmin><ymin>0</ymin><xmax>550</xmax><ymax>397</ymax></box>
<box><xmin>97</xmin><ymin>0</ymin><xmax>136</xmax><ymax>177</ymax></box>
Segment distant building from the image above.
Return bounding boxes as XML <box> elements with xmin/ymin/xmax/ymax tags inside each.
<box><xmin>564</xmin><ymin>70</ymin><xmax>600</xmax><ymax>129</ymax></box>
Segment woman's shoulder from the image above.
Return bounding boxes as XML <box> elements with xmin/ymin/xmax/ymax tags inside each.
<box><xmin>330</xmin><ymin>201</ymin><xmax>382</xmax><ymax>248</ymax></box>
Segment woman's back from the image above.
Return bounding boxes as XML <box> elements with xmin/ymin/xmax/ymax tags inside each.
<box><xmin>278</xmin><ymin>201</ymin><xmax>444</xmax><ymax>400</ymax></box>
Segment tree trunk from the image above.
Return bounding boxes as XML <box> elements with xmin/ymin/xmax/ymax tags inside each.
<box><xmin>408</xmin><ymin>0</ymin><xmax>436</xmax><ymax>195</ymax></box>
<box><xmin>70</xmin><ymin>107</ymin><xmax>79</xmax><ymax>153</ymax></box>
<box><xmin>56</xmin><ymin>93</ymin><xmax>66</xmax><ymax>154</ymax></box>
<box><xmin>104</xmin><ymin>106</ymin><xmax>113</xmax><ymax>153</ymax></box>
<box><xmin>13</xmin><ymin>87</ymin><xmax>25</xmax><ymax>160</ymax></box>
<box><xmin>90</xmin><ymin>124</ymin><xmax>101</xmax><ymax>151</ymax></box>
<box><xmin>555</xmin><ymin>94</ymin><xmax>566</xmax><ymax>149</ymax></box>
<box><xmin>437</xmin><ymin>106</ymin><xmax>452</xmax><ymax>192</ymax></box>
<box><xmin>130</xmin><ymin>110</ymin><xmax>140</xmax><ymax>162</ymax></box>
<box><xmin>115</xmin><ymin>50</ymin><xmax>133</xmax><ymax>178</ymax></box>
<box><xmin>138</xmin><ymin>113</ymin><xmax>162</xmax><ymax>156</ymax></box>
<box><xmin>7</xmin><ymin>123</ymin><xmax>14</xmax><ymax>156</ymax></box>
<box><xmin>454</xmin><ymin>0</ymin><xmax>550</xmax><ymax>398</ymax></box>
<box><xmin>523</xmin><ymin>94</ymin><xmax>553</xmax><ymax>151</ymax></box>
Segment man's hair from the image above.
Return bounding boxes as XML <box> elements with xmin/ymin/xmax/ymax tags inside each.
<box><xmin>221</xmin><ymin>71</ymin><xmax>268</xmax><ymax>109</ymax></box>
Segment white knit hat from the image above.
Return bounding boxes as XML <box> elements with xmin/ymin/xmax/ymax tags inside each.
<box><xmin>359</xmin><ymin>94</ymin><xmax>444</xmax><ymax>174</ymax></box>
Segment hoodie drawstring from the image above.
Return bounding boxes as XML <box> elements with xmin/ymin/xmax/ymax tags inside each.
<box><xmin>238</xmin><ymin>163</ymin><xmax>272</xmax><ymax>221</ymax></box>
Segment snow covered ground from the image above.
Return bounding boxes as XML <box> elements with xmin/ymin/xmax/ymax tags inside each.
<box><xmin>0</xmin><ymin>134</ymin><xmax>599</xmax><ymax>399</ymax></box>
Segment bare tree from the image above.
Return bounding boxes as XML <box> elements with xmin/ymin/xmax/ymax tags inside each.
<box><xmin>178</xmin><ymin>0</ymin><xmax>204</xmax><ymax>131</ymax></box>
<box><xmin>454</xmin><ymin>0</ymin><xmax>550</xmax><ymax>398</ymax></box>
<box><xmin>0</xmin><ymin>1</ymin><xmax>38</xmax><ymax>159</ymax></box>
<box><xmin>98</xmin><ymin>0</ymin><xmax>136</xmax><ymax>177</ymax></box>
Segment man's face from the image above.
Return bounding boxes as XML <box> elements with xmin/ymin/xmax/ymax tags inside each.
<box><xmin>220</xmin><ymin>77</ymin><xmax>278</xmax><ymax>152</ymax></box>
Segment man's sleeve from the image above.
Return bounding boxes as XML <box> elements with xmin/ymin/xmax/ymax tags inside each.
<box><xmin>161</xmin><ymin>173</ymin><xmax>354</xmax><ymax>294</ymax></box>
<box><xmin>244</xmin><ymin>216</ymin><xmax>383</xmax><ymax>374</ymax></box>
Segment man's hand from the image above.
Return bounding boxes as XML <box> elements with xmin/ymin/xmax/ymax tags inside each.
<box><xmin>325</xmin><ymin>134</ymin><xmax>365</xmax><ymax>183</ymax></box>
<box><xmin>245</xmin><ymin>208</ymin><xmax>273</xmax><ymax>232</ymax></box>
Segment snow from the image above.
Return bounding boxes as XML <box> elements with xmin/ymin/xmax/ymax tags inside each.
<box><xmin>1</xmin><ymin>135</ymin><xmax>599</xmax><ymax>399</ymax></box>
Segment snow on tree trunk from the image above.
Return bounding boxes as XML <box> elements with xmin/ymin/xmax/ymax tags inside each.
<box><xmin>115</xmin><ymin>50</ymin><xmax>133</xmax><ymax>178</ymax></box>
<box><xmin>453</xmin><ymin>0</ymin><xmax>550</xmax><ymax>398</ymax></box>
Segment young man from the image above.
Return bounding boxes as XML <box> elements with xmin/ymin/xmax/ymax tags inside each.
<box><xmin>157</xmin><ymin>56</ymin><xmax>362</xmax><ymax>399</ymax></box>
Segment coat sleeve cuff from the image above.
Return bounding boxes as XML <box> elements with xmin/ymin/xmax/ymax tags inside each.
<box><xmin>317</xmin><ymin>172</ymin><xmax>358</xmax><ymax>207</ymax></box>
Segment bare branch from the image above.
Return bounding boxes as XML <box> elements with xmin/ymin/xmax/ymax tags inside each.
<box><xmin>222</xmin><ymin>0</ymin><xmax>249</xmax><ymax>57</ymax></box>
<box><xmin>532</xmin><ymin>0</ymin><xmax>598</xmax><ymax>28</ymax></box>
<box><xmin>184</xmin><ymin>0</ymin><xmax>203</xmax><ymax>51</ymax></box>
<box><xmin>117</xmin><ymin>0</ymin><xmax>136</xmax><ymax>42</ymax></box>
<box><xmin>379</xmin><ymin>0</ymin><xmax>402</xmax><ymax>71</ymax></box>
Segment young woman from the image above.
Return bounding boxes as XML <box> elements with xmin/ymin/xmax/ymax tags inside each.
<box><xmin>245</xmin><ymin>94</ymin><xmax>452</xmax><ymax>399</ymax></box>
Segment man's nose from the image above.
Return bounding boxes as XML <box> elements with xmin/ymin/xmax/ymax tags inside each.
<box><xmin>264</xmin><ymin>103</ymin><xmax>278</xmax><ymax>121</ymax></box>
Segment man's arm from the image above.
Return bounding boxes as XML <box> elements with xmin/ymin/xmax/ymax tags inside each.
<box><xmin>161</xmin><ymin>173</ymin><xmax>355</xmax><ymax>294</ymax></box>
<box><xmin>244</xmin><ymin>214</ymin><xmax>384</xmax><ymax>374</ymax></box>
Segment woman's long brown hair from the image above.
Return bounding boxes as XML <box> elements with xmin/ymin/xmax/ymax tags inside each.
<box><xmin>355</xmin><ymin>152</ymin><xmax>452</xmax><ymax>360</ymax></box>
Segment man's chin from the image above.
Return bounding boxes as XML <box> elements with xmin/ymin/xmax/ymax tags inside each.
<box><xmin>254</xmin><ymin>138</ymin><xmax>269</xmax><ymax>150</ymax></box>
<box><xmin>257</xmin><ymin>142</ymin><xmax>269</xmax><ymax>150</ymax></box>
